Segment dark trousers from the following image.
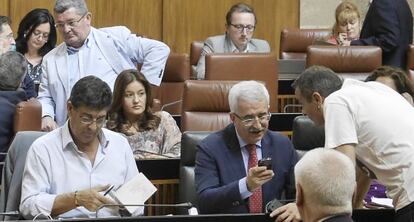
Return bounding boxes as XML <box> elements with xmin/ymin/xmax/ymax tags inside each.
<box><xmin>395</xmin><ymin>201</ymin><xmax>414</xmax><ymax>222</ymax></box>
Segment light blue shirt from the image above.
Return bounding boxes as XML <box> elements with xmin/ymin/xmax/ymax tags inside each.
<box><xmin>20</xmin><ymin>121</ymin><xmax>140</xmax><ymax>219</ymax></box>
<box><xmin>235</xmin><ymin>129</ymin><xmax>263</xmax><ymax>200</ymax></box>
<box><xmin>38</xmin><ymin>26</ymin><xmax>170</xmax><ymax>126</ymax></box>
<box><xmin>67</xmin><ymin>30</ymin><xmax>117</xmax><ymax>91</ymax></box>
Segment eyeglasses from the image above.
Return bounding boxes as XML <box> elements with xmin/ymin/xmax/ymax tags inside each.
<box><xmin>230</xmin><ymin>24</ymin><xmax>255</xmax><ymax>33</ymax></box>
<box><xmin>233</xmin><ymin>112</ymin><xmax>271</xmax><ymax>126</ymax></box>
<box><xmin>79</xmin><ymin>115</ymin><xmax>107</xmax><ymax>127</ymax></box>
<box><xmin>0</xmin><ymin>33</ymin><xmax>14</xmax><ymax>41</ymax></box>
<box><xmin>32</xmin><ymin>30</ymin><xmax>49</xmax><ymax>41</ymax></box>
<box><xmin>55</xmin><ymin>12</ymin><xmax>87</xmax><ymax>30</ymax></box>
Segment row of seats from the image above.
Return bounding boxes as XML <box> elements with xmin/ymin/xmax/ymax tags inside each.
<box><xmin>161</xmin><ymin>46</ymin><xmax>382</xmax><ymax>115</ymax></box>
<box><xmin>14</xmin><ymin>46</ymin><xmax>383</xmax><ymax>133</ymax></box>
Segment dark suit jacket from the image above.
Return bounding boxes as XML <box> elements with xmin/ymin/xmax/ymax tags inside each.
<box><xmin>323</xmin><ymin>214</ymin><xmax>354</xmax><ymax>222</ymax></box>
<box><xmin>351</xmin><ymin>0</ymin><xmax>413</xmax><ymax>69</ymax></box>
<box><xmin>0</xmin><ymin>90</ymin><xmax>27</xmax><ymax>161</ymax></box>
<box><xmin>195</xmin><ymin>124</ymin><xmax>298</xmax><ymax>214</ymax></box>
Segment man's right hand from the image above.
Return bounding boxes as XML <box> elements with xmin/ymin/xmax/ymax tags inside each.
<box><xmin>41</xmin><ymin>116</ymin><xmax>58</xmax><ymax>132</ymax></box>
<box><xmin>76</xmin><ymin>185</ymin><xmax>116</xmax><ymax>212</ymax></box>
<box><xmin>246</xmin><ymin>166</ymin><xmax>274</xmax><ymax>192</ymax></box>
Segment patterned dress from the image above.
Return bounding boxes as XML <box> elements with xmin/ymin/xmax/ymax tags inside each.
<box><xmin>126</xmin><ymin>111</ymin><xmax>181</xmax><ymax>159</ymax></box>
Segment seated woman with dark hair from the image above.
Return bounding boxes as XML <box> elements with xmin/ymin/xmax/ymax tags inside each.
<box><xmin>15</xmin><ymin>8</ymin><xmax>57</xmax><ymax>97</ymax></box>
<box><xmin>366</xmin><ymin>66</ymin><xmax>414</xmax><ymax>105</ymax></box>
<box><xmin>326</xmin><ymin>1</ymin><xmax>361</xmax><ymax>46</ymax></box>
<box><xmin>107</xmin><ymin>69</ymin><xmax>181</xmax><ymax>159</ymax></box>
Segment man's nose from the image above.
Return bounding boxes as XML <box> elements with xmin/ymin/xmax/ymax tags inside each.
<box><xmin>62</xmin><ymin>24</ymin><xmax>72</xmax><ymax>33</ymax></box>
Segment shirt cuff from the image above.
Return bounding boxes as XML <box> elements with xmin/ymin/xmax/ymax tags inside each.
<box><xmin>239</xmin><ymin>177</ymin><xmax>253</xmax><ymax>200</ymax></box>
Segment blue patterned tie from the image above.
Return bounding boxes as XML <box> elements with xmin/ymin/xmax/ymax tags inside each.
<box><xmin>67</xmin><ymin>46</ymin><xmax>79</xmax><ymax>55</ymax></box>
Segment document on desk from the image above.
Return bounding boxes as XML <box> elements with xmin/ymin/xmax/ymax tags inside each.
<box><xmin>371</xmin><ymin>197</ymin><xmax>393</xmax><ymax>208</ymax></box>
<box><xmin>109</xmin><ymin>172</ymin><xmax>157</xmax><ymax>214</ymax></box>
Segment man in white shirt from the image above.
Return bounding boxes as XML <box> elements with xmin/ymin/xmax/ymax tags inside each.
<box><xmin>293</xmin><ymin>65</ymin><xmax>414</xmax><ymax>222</ymax></box>
<box><xmin>20</xmin><ymin>76</ymin><xmax>140</xmax><ymax>219</ymax></box>
<box><xmin>40</xmin><ymin>0</ymin><xmax>170</xmax><ymax>131</ymax></box>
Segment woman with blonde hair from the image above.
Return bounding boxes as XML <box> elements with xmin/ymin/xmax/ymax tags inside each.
<box><xmin>326</xmin><ymin>1</ymin><xmax>361</xmax><ymax>46</ymax></box>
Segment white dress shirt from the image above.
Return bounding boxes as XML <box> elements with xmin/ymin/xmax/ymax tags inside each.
<box><xmin>20</xmin><ymin>121</ymin><xmax>140</xmax><ymax>219</ymax></box>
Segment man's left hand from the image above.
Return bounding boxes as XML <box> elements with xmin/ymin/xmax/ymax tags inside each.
<box><xmin>269</xmin><ymin>203</ymin><xmax>301</xmax><ymax>222</ymax></box>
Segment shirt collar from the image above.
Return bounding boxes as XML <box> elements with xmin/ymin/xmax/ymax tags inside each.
<box><xmin>61</xmin><ymin>120</ymin><xmax>109</xmax><ymax>153</ymax></box>
<box><xmin>65</xmin><ymin>30</ymin><xmax>93</xmax><ymax>52</ymax></box>
<box><xmin>230</xmin><ymin>39</ymin><xmax>250</xmax><ymax>53</ymax></box>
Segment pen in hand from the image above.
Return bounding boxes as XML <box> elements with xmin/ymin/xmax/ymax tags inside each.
<box><xmin>104</xmin><ymin>185</ymin><xmax>114</xmax><ymax>196</ymax></box>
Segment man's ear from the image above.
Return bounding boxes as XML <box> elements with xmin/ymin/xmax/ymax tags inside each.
<box><xmin>312</xmin><ymin>92</ymin><xmax>324</xmax><ymax>106</ymax></box>
<box><xmin>229</xmin><ymin>113</ymin><xmax>235</xmax><ymax>122</ymax></box>
<box><xmin>67</xmin><ymin>101</ymin><xmax>73</xmax><ymax>115</ymax></box>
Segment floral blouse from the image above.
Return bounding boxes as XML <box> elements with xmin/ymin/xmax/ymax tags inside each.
<box><xmin>126</xmin><ymin>111</ymin><xmax>181</xmax><ymax>159</ymax></box>
<box><xmin>27</xmin><ymin>62</ymin><xmax>42</xmax><ymax>84</ymax></box>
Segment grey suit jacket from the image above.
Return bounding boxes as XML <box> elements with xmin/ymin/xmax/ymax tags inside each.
<box><xmin>195</xmin><ymin>34</ymin><xmax>270</xmax><ymax>79</ymax></box>
<box><xmin>0</xmin><ymin>131</ymin><xmax>46</xmax><ymax>220</ymax></box>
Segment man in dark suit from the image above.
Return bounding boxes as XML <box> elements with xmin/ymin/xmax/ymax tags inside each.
<box><xmin>0</xmin><ymin>51</ymin><xmax>28</xmax><ymax>162</ymax></box>
<box><xmin>294</xmin><ymin>148</ymin><xmax>355</xmax><ymax>222</ymax></box>
<box><xmin>195</xmin><ymin>81</ymin><xmax>298</xmax><ymax>215</ymax></box>
<box><xmin>350</xmin><ymin>0</ymin><xmax>413</xmax><ymax>69</ymax></box>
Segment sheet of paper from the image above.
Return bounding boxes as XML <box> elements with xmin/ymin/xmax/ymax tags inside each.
<box><xmin>371</xmin><ymin>197</ymin><xmax>393</xmax><ymax>208</ymax></box>
<box><xmin>114</xmin><ymin>172</ymin><xmax>157</xmax><ymax>214</ymax></box>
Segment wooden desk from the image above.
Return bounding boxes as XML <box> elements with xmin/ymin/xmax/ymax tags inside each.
<box><xmin>136</xmin><ymin>159</ymin><xmax>180</xmax><ymax>216</ymax></box>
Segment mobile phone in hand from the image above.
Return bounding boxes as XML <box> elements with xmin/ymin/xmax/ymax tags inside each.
<box><xmin>258</xmin><ymin>157</ymin><xmax>272</xmax><ymax>170</ymax></box>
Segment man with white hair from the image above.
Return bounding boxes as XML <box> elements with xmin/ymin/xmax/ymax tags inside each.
<box><xmin>295</xmin><ymin>148</ymin><xmax>356</xmax><ymax>222</ymax></box>
<box><xmin>195</xmin><ymin>80</ymin><xmax>298</xmax><ymax>214</ymax></box>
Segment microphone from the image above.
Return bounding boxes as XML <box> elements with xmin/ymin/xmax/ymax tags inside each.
<box><xmin>95</xmin><ymin>202</ymin><xmax>194</xmax><ymax>218</ymax></box>
<box><xmin>134</xmin><ymin>149</ymin><xmax>175</xmax><ymax>159</ymax></box>
<box><xmin>265</xmin><ymin>199</ymin><xmax>296</xmax><ymax>213</ymax></box>
<box><xmin>161</xmin><ymin>100</ymin><xmax>182</xmax><ymax>111</ymax></box>
<box><xmin>0</xmin><ymin>211</ymin><xmax>20</xmax><ymax>216</ymax></box>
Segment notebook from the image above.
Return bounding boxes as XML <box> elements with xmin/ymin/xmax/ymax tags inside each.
<box><xmin>108</xmin><ymin>172</ymin><xmax>157</xmax><ymax>214</ymax></box>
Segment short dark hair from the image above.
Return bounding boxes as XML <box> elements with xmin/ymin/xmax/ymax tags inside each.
<box><xmin>366</xmin><ymin>66</ymin><xmax>414</xmax><ymax>98</ymax></box>
<box><xmin>0</xmin><ymin>51</ymin><xmax>27</xmax><ymax>91</ymax></box>
<box><xmin>15</xmin><ymin>8</ymin><xmax>57</xmax><ymax>57</ymax></box>
<box><xmin>292</xmin><ymin>66</ymin><xmax>343</xmax><ymax>102</ymax></box>
<box><xmin>225</xmin><ymin>3</ymin><xmax>256</xmax><ymax>26</ymax></box>
<box><xmin>69</xmin><ymin>76</ymin><xmax>112</xmax><ymax>110</ymax></box>
<box><xmin>0</xmin><ymin>16</ymin><xmax>11</xmax><ymax>33</ymax></box>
